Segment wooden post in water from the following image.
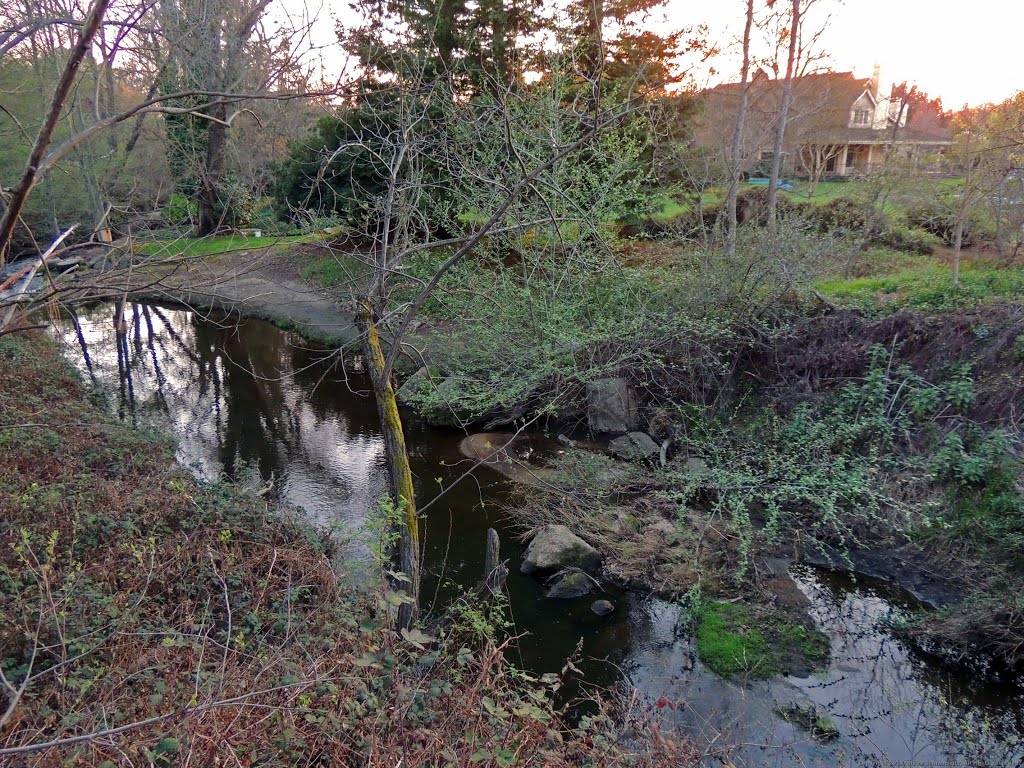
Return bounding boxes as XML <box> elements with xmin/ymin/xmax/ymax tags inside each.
<box><xmin>483</xmin><ymin>528</ymin><xmax>508</xmax><ymax>594</ymax></box>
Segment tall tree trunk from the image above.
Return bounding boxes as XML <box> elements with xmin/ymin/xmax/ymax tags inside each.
<box><xmin>766</xmin><ymin>0</ymin><xmax>800</xmax><ymax>235</ymax></box>
<box><xmin>0</xmin><ymin>0</ymin><xmax>113</xmax><ymax>264</ymax></box>
<box><xmin>726</xmin><ymin>0</ymin><xmax>755</xmax><ymax>256</ymax></box>
<box><xmin>358</xmin><ymin>301</ymin><xmax>420</xmax><ymax>630</ymax></box>
<box><xmin>198</xmin><ymin>101</ymin><xmax>229</xmax><ymax>235</ymax></box>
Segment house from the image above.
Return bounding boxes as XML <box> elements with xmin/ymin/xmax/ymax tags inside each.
<box><xmin>695</xmin><ymin>66</ymin><xmax>953</xmax><ymax>180</ymax></box>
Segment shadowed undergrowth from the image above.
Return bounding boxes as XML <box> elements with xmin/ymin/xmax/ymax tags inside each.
<box><xmin>0</xmin><ymin>332</ymin><xmax>698</xmax><ymax>767</ymax></box>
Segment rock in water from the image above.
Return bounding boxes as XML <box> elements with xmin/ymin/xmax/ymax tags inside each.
<box><xmin>396</xmin><ymin>367</ymin><xmax>432</xmax><ymax>405</ymax></box>
<box><xmin>521</xmin><ymin>525</ymin><xmax>601</xmax><ymax>575</ymax></box>
<box><xmin>608</xmin><ymin>431</ymin><xmax>660</xmax><ymax>460</ymax></box>
<box><xmin>546</xmin><ymin>571</ymin><xmax>594</xmax><ymax>599</ymax></box>
<box><xmin>586</xmin><ymin>378</ymin><xmax>637</xmax><ymax>435</ymax></box>
<box><xmin>591</xmin><ymin>599</ymin><xmax>615</xmax><ymax>616</ymax></box>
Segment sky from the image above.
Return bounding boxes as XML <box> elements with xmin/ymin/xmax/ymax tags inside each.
<box><xmin>305</xmin><ymin>0</ymin><xmax>1022</xmax><ymax>108</ymax></box>
<box><xmin>670</xmin><ymin>0</ymin><xmax>1023</xmax><ymax>108</ymax></box>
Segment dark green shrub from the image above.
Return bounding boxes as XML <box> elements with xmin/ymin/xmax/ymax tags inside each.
<box><xmin>874</xmin><ymin>222</ymin><xmax>941</xmax><ymax>254</ymax></box>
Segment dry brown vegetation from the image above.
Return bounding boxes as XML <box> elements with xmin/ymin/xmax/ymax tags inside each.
<box><xmin>0</xmin><ymin>331</ymin><xmax>699</xmax><ymax>767</ymax></box>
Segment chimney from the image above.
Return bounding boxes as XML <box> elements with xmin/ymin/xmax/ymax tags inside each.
<box><xmin>871</xmin><ymin>63</ymin><xmax>881</xmax><ymax>98</ymax></box>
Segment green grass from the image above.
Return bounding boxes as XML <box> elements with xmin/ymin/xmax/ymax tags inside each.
<box><xmin>648</xmin><ymin>191</ymin><xmax>721</xmax><ymax>222</ymax></box>
<box><xmin>695</xmin><ymin>601</ymin><xmax>773</xmax><ymax>678</ymax></box>
<box><xmin>695</xmin><ymin>600</ymin><xmax>830</xmax><ymax>679</ymax></box>
<box><xmin>133</xmin><ymin>233</ymin><xmax>320</xmax><ymax>259</ymax></box>
<box><xmin>781</xmin><ymin>180</ymin><xmax>863</xmax><ymax>204</ymax></box>
<box><xmin>300</xmin><ymin>251</ymin><xmax>368</xmax><ymax>289</ymax></box>
<box><xmin>815</xmin><ymin>260</ymin><xmax>1024</xmax><ymax>312</ymax></box>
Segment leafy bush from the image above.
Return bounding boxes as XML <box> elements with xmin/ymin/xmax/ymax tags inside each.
<box><xmin>905</xmin><ymin>200</ymin><xmax>994</xmax><ymax>247</ymax></box>
<box><xmin>803</xmin><ymin>197</ymin><xmax>872</xmax><ymax>232</ymax></box>
<box><xmin>162</xmin><ymin>192</ymin><xmax>197</xmax><ymax>226</ymax></box>
<box><xmin>873</xmin><ymin>222</ymin><xmax>941</xmax><ymax>254</ymax></box>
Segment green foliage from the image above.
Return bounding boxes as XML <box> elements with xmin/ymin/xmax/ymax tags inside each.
<box><xmin>873</xmin><ymin>221</ymin><xmax>942</xmax><ymax>255</ymax></box>
<box><xmin>162</xmin><ymin>192</ymin><xmax>197</xmax><ymax>227</ymax></box>
<box><xmin>905</xmin><ymin>198</ymin><xmax>994</xmax><ymax>247</ymax></box>
<box><xmin>663</xmin><ymin>345</ymin><xmax>999</xmax><ymax>573</ymax></box>
<box><xmin>931</xmin><ymin>429</ymin><xmax>1014</xmax><ymax>487</ymax></box>
<box><xmin>396</xmin><ymin>256</ymin><xmax>736</xmax><ymax>425</ymax></box>
<box><xmin>694</xmin><ymin>601</ymin><xmax>771</xmax><ymax>677</ymax></box>
<box><xmin>693</xmin><ymin>600</ymin><xmax>828</xmax><ymax>679</ymax></box>
<box><xmin>815</xmin><ymin>259</ymin><xmax>1024</xmax><ymax>312</ymax></box>
<box><xmin>273</xmin><ymin>104</ymin><xmax>405</xmax><ymax>232</ymax></box>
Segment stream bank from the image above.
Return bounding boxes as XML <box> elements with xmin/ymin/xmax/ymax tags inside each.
<box><xmin>46</xmin><ymin>301</ymin><xmax>1024</xmax><ymax>766</ymax></box>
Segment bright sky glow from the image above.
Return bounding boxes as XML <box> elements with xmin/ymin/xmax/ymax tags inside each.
<box><xmin>305</xmin><ymin>0</ymin><xmax>1022</xmax><ymax>107</ymax></box>
<box><xmin>671</xmin><ymin>0</ymin><xmax>1022</xmax><ymax>108</ymax></box>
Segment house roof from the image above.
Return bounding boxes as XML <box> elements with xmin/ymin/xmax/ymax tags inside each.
<box><xmin>699</xmin><ymin>69</ymin><xmax>953</xmax><ymax>146</ymax></box>
<box><xmin>801</xmin><ymin>126</ymin><xmax>954</xmax><ymax>145</ymax></box>
<box><xmin>706</xmin><ymin>69</ymin><xmax>869</xmax><ymax>95</ymax></box>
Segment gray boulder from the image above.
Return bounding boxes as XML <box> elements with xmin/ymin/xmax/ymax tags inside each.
<box><xmin>521</xmin><ymin>524</ymin><xmax>601</xmax><ymax>575</ymax></box>
<box><xmin>608</xmin><ymin>431</ymin><xmax>660</xmax><ymax>460</ymax></box>
<box><xmin>591</xmin><ymin>599</ymin><xmax>615</xmax><ymax>616</ymax></box>
<box><xmin>684</xmin><ymin>457</ymin><xmax>709</xmax><ymax>475</ymax></box>
<box><xmin>420</xmin><ymin>377</ymin><xmax>476</xmax><ymax>428</ymax></box>
<box><xmin>648</xmin><ymin>519</ymin><xmax>680</xmax><ymax>543</ymax></box>
<box><xmin>546</xmin><ymin>571</ymin><xmax>594</xmax><ymax>599</ymax></box>
<box><xmin>396</xmin><ymin>368</ymin><xmax>432</xmax><ymax>405</ymax></box>
<box><xmin>586</xmin><ymin>378</ymin><xmax>637</xmax><ymax>435</ymax></box>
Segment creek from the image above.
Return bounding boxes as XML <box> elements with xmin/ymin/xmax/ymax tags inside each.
<box><xmin>56</xmin><ymin>302</ymin><xmax>1024</xmax><ymax>767</ymax></box>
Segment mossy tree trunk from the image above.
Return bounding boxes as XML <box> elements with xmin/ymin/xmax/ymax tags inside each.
<box><xmin>357</xmin><ymin>300</ymin><xmax>420</xmax><ymax>630</ymax></box>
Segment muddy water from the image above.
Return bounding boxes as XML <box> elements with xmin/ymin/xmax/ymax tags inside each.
<box><xmin>57</xmin><ymin>303</ymin><xmax>1024</xmax><ymax>766</ymax></box>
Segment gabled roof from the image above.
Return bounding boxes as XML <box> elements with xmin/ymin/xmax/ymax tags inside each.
<box><xmin>801</xmin><ymin>126</ymin><xmax>954</xmax><ymax>145</ymax></box>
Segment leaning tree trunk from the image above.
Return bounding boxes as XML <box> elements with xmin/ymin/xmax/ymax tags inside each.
<box><xmin>0</xmin><ymin>0</ymin><xmax>113</xmax><ymax>265</ymax></box>
<box><xmin>357</xmin><ymin>300</ymin><xmax>421</xmax><ymax>630</ymax></box>
<box><xmin>766</xmin><ymin>0</ymin><xmax>801</xmax><ymax>234</ymax></box>
<box><xmin>726</xmin><ymin>0</ymin><xmax>755</xmax><ymax>256</ymax></box>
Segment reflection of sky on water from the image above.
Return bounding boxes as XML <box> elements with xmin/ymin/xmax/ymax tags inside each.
<box><xmin>54</xmin><ymin>304</ymin><xmax>1024</xmax><ymax>768</ymax></box>
<box><xmin>57</xmin><ymin>303</ymin><xmax>387</xmax><ymax>535</ymax></box>
<box><xmin>616</xmin><ymin>573</ymin><xmax>1024</xmax><ymax>767</ymax></box>
<box><xmin>790</xmin><ymin>566</ymin><xmax>1024</xmax><ymax>767</ymax></box>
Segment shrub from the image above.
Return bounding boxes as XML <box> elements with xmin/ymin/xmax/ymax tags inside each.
<box><xmin>905</xmin><ymin>200</ymin><xmax>994</xmax><ymax>247</ymax></box>
<box><xmin>874</xmin><ymin>222</ymin><xmax>941</xmax><ymax>254</ymax></box>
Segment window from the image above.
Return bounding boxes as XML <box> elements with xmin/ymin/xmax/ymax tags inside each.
<box><xmin>852</xmin><ymin>109</ymin><xmax>871</xmax><ymax>125</ymax></box>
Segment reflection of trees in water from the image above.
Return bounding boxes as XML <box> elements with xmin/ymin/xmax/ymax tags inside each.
<box><xmin>65</xmin><ymin>303</ymin><xmax>320</xmax><ymax>481</ymax></box>
<box><xmin>60</xmin><ymin>304</ymin><xmax>385</xmax><ymax>529</ymax></box>
<box><xmin>795</xmin><ymin>570</ymin><xmax>1024</xmax><ymax>765</ymax></box>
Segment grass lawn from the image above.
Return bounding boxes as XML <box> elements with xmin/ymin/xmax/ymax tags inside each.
<box><xmin>781</xmin><ymin>180</ymin><xmax>863</xmax><ymax>204</ymax></box>
<box><xmin>133</xmin><ymin>232</ymin><xmax>322</xmax><ymax>259</ymax></box>
<box><xmin>815</xmin><ymin>253</ymin><xmax>1024</xmax><ymax>311</ymax></box>
<box><xmin>649</xmin><ymin>191</ymin><xmax>722</xmax><ymax>222</ymax></box>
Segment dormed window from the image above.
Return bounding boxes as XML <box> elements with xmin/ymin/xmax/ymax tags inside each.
<box><xmin>852</xmin><ymin>109</ymin><xmax>872</xmax><ymax>125</ymax></box>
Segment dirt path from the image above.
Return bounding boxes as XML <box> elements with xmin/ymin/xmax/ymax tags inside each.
<box><xmin>130</xmin><ymin>245</ymin><xmax>359</xmax><ymax>346</ymax></box>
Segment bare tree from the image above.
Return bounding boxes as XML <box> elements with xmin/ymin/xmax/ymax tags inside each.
<box><xmin>764</xmin><ymin>0</ymin><xmax>828</xmax><ymax>230</ymax></box>
<box><xmin>0</xmin><ymin>0</ymin><xmax>113</xmax><ymax>265</ymax></box>
<box><xmin>725</xmin><ymin>0</ymin><xmax>755</xmax><ymax>256</ymax></box>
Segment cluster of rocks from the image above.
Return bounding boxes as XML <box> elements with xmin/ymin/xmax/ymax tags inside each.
<box><xmin>586</xmin><ymin>377</ymin><xmax>665</xmax><ymax>464</ymax></box>
<box><xmin>520</xmin><ymin>524</ymin><xmax>614</xmax><ymax>617</ymax></box>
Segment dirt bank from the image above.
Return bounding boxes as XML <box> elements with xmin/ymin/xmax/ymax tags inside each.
<box><xmin>127</xmin><ymin>243</ymin><xmax>360</xmax><ymax>346</ymax></box>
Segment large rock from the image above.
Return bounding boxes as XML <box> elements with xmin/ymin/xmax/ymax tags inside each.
<box><xmin>521</xmin><ymin>525</ymin><xmax>601</xmax><ymax>575</ymax></box>
<box><xmin>420</xmin><ymin>378</ymin><xmax>476</xmax><ymax>428</ymax></box>
<box><xmin>586</xmin><ymin>378</ymin><xmax>638</xmax><ymax>435</ymax></box>
<box><xmin>608</xmin><ymin>431</ymin><xmax>660</xmax><ymax>461</ymax></box>
<box><xmin>396</xmin><ymin>367</ymin><xmax>432</xmax><ymax>406</ymax></box>
<box><xmin>546</xmin><ymin>571</ymin><xmax>594</xmax><ymax>599</ymax></box>
<box><xmin>396</xmin><ymin>369</ymin><xmax>476</xmax><ymax>427</ymax></box>
<box><xmin>591</xmin><ymin>599</ymin><xmax>615</xmax><ymax>616</ymax></box>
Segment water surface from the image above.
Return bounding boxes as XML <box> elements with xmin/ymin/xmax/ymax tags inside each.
<box><xmin>56</xmin><ymin>303</ymin><xmax>1024</xmax><ymax>766</ymax></box>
